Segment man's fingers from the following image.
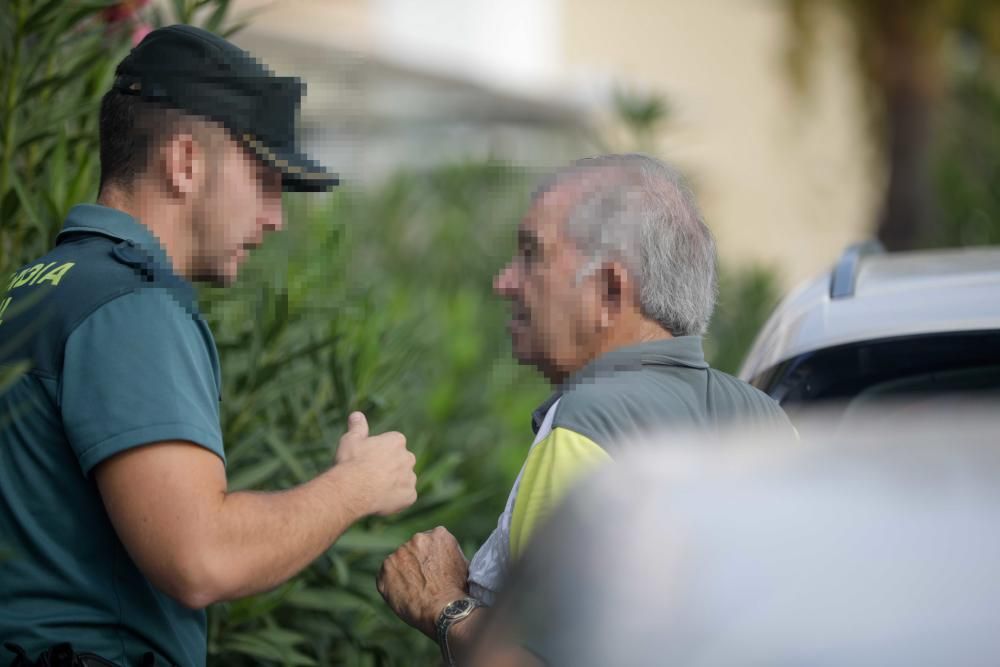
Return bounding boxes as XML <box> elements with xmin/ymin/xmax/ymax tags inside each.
<box><xmin>346</xmin><ymin>411</ymin><xmax>369</xmax><ymax>439</ymax></box>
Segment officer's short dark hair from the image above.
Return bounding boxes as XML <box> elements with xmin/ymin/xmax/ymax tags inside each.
<box><xmin>97</xmin><ymin>89</ymin><xmax>190</xmax><ymax>193</ymax></box>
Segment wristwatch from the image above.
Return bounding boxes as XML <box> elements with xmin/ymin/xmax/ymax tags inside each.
<box><xmin>435</xmin><ymin>596</ymin><xmax>484</xmax><ymax>666</ymax></box>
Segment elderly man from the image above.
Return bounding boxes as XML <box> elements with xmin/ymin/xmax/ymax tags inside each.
<box><xmin>377</xmin><ymin>154</ymin><xmax>791</xmax><ymax>665</ymax></box>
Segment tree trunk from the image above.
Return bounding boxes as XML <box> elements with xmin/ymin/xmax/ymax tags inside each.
<box><xmin>872</xmin><ymin>7</ymin><xmax>942</xmax><ymax>251</ymax></box>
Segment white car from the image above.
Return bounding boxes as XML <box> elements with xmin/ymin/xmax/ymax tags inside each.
<box><xmin>739</xmin><ymin>242</ymin><xmax>1000</xmax><ymax>417</ymax></box>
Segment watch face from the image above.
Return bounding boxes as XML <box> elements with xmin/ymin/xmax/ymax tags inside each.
<box><xmin>445</xmin><ymin>599</ymin><xmax>472</xmax><ymax>618</ymax></box>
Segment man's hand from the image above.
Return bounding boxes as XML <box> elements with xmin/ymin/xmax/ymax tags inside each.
<box><xmin>377</xmin><ymin>526</ymin><xmax>470</xmax><ymax>639</ymax></box>
<box><xmin>333</xmin><ymin>412</ymin><xmax>418</xmax><ymax>517</ymax></box>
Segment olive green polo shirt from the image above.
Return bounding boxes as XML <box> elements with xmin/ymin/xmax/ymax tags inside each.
<box><xmin>510</xmin><ymin>336</ymin><xmax>793</xmax><ymax>555</ymax></box>
<box><xmin>0</xmin><ymin>204</ymin><xmax>224</xmax><ymax>666</ymax></box>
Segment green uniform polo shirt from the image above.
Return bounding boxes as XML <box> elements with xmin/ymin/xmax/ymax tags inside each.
<box><xmin>0</xmin><ymin>205</ymin><xmax>225</xmax><ymax>666</ymax></box>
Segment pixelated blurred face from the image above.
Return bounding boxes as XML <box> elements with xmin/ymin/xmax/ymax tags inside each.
<box><xmin>494</xmin><ymin>187</ymin><xmax>601</xmax><ymax>382</ymax></box>
<box><xmin>190</xmin><ymin>132</ymin><xmax>284</xmax><ymax>285</ymax></box>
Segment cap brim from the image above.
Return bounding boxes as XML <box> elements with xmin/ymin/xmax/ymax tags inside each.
<box><xmin>277</xmin><ymin>151</ymin><xmax>340</xmax><ymax>193</ymax></box>
<box><xmin>241</xmin><ymin>134</ymin><xmax>340</xmax><ymax>193</ymax></box>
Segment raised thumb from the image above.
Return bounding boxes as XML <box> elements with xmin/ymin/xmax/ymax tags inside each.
<box><xmin>346</xmin><ymin>411</ymin><xmax>369</xmax><ymax>439</ymax></box>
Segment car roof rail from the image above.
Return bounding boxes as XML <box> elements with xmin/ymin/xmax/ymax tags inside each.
<box><xmin>829</xmin><ymin>240</ymin><xmax>885</xmax><ymax>300</ymax></box>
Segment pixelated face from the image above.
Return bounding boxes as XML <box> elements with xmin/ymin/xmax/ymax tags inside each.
<box><xmin>190</xmin><ymin>136</ymin><xmax>284</xmax><ymax>285</ymax></box>
<box><xmin>494</xmin><ymin>186</ymin><xmax>602</xmax><ymax>383</ymax></box>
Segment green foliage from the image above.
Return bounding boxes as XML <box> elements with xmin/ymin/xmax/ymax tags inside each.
<box><xmin>0</xmin><ymin>0</ymin><xmax>251</xmax><ymax>277</ymax></box>
<box><xmin>605</xmin><ymin>87</ymin><xmax>672</xmax><ymax>155</ymax></box>
<box><xmin>0</xmin><ymin>0</ymin><xmax>130</xmax><ymax>277</ymax></box>
<box><xmin>705</xmin><ymin>265</ymin><xmax>784</xmax><ymax>375</ymax></box>
<box><xmin>930</xmin><ymin>63</ymin><xmax>1000</xmax><ymax>247</ymax></box>
<box><xmin>202</xmin><ymin>165</ymin><xmax>548</xmax><ymax>666</ymax></box>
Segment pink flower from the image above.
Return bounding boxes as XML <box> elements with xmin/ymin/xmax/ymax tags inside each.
<box><xmin>101</xmin><ymin>0</ymin><xmax>151</xmax><ymax>25</ymax></box>
<box><xmin>131</xmin><ymin>22</ymin><xmax>153</xmax><ymax>45</ymax></box>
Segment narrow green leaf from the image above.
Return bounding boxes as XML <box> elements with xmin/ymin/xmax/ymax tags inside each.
<box><xmin>221</xmin><ymin>633</ymin><xmax>315</xmax><ymax>666</ymax></box>
<box><xmin>0</xmin><ymin>360</ymin><xmax>30</xmax><ymax>395</ymax></box>
<box><xmin>21</xmin><ymin>0</ymin><xmax>64</xmax><ymax>34</ymax></box>
<box><xmin>227</xmin><ymin>456</ymin><xmax>284</xmax><ymax>491</ymax></box>
<box><xmin>224</xmin><ymin>580</ymin><xmax>301</xmax><ymax>625</ymax></box>
<box><xmin>7</xmin><ymin>170</ymin><xmax>44</xmax><ymax>232</ymax></box>
<box><xmin>1</xmin><ymin>189</ymin><xmax>20</xmax><ymax>221</ymax></box>
<box><xmin>168</xmin><ymin>0</ymin><xmax>187</xmax><ymax>23</ymax></box>
<box><xmin>220</xmin><ymin>20</ymin><xmax>250</xmax><ymax>38</ymax></box>
<box><xmin>333</xmin><ymin>529</ymin><xmax>411</xmax><ymax>553</ymax></box>
<box><xmin>264</xmin><ymin>430</ymin><xmax>309</xmax><ymax>483</ymax></box>
<box><xmin>203</xmin><ymin>0</ymin><xmax>230</xmax><ymax>33</ymax></box>
<box><xmin>20</xmin><ymin>59</ymin><xmax>104</xmax><ymax>105</ymax></box>
<box><xmin>286</xmin><ymin>587</ymin><xmax>371</xmax><ymax>614</ymax></box>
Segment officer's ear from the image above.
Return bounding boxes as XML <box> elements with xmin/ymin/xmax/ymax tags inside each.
<box><xmin>161</xmin><ymin>130</ymin><xmax>208</xmax><ymax>198</ymax></box>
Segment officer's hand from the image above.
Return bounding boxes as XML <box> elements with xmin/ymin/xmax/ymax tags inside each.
<box><xmin>334</xmin><ymin>412</ymin><xmax>417</xmax><ymax>516</ymax></box>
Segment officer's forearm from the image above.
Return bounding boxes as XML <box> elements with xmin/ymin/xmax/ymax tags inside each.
<box><xmin>186</xmin><ymin>465</ymin><xmax>368</xmax><ymax>607</ymax></box>
<box><xmin>97</xmin><ymin>442</ymin><xmax>382</xmax><ymax>610</ymax></box>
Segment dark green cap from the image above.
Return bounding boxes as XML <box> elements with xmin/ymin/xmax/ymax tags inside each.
<box><xmin>113</xmin><ymin>24</ymin><xmax>338</xmax><ymax>192</ymax></box>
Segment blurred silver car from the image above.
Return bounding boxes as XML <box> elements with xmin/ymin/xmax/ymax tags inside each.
<box><xmin>739</xmin><ymin>242</ymin><xmax>1000</xmax><ymax>417</ymax></box>
<box><xmin>471</xmin><ymin>412</ymin><xmax>1000</xmax><ymax>667</ymax></box>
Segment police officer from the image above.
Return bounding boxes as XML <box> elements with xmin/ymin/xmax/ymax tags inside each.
<box><xmin>0</xmin><ymin>25</ymin><xmax>417</xmax><ymax>666</ymax></box>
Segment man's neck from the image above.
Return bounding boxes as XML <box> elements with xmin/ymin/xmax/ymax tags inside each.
<box><xmin>549</xmin><ymin>318</ymin><xmax>673</xmax><ymax>386</ymax></box>
<box><xmin>97</xmin><ymin>186</ymin><xmax>190</xmax><ymax>277</ymax></box>
<box><xmin>636</xmin><ymin>318</ymin><xmax>674</xmax><ymax>344</ymax></box>
<box><xmin>596</xmin><ymin>317</ymin><xmax>673</xmax><ymax>358</ymax></box>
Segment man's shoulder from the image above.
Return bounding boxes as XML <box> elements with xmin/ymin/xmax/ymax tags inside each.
<box><xmin>551</xmin><ymin>362</ymin><xmax>789</xmax><ymax>451</ymax></box>
<box><xmin>8</xmin><ymin>235</ymin><xmax>134</xmax><ymax>293</ymax></box>
<box><xmin>1</xmin><ymin>236</ymin><xmax>203</xmax><ymax>377</ymax></box>
<box><xmin>552</xmin><ymin>367</ymin><xmax>689</xmax><ymax>449</ymax></box>
<box><xmin>557</xmin><ymin>362</ymin><xmax>695</xmax><ymax>415</ymax></box>
<box><xmin>704</xmin><ymin>366</ymin><xmax>788</xmax><ymax>419</ymax></box>
<box><xmin>12</xmin><ymin>234</ymin><xmax>197</xmax><ymax>323</ymax></box>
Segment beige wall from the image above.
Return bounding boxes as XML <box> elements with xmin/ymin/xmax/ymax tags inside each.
<box><xmin>562</xmin><ymin>0</ymin><xmax>881</xmax><ymax>284</ymax></box>
<box><xmin>230</xmin><ymin>0</ymin><xmax>880</xmax><ymax>286</ymax></box>
<box><xmin>230</xmin><ymin>0</ymin><xmax>374</xmax><ymax>51</ymax></box>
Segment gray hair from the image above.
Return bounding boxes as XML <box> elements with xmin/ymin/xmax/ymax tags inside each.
<box><xmin>535</xmin><ymin>154</ymin><xmax>718</xmax><ymax>336</ymax></box>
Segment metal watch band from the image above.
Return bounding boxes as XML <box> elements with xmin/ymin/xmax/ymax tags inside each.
<box><xmin>435</xmin><ymin>596</ymin><xmax>484</xmax><ymax>667</ymax></box>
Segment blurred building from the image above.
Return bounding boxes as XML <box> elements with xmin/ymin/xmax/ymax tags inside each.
<box><xmin>230</xmin><ymin>0</ymin><xmax>879</xmax><ymax>286</ymax></box>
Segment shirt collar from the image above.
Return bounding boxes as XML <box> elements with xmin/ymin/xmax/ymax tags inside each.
<box><xmin>57</xmin><ymin>204</ymin><xmax>174</xmax><ymax>272</ymax></box>
<box><xmin>530</xmin><ymin>337</ymin><xmax>709</xmax><ymax>433</ymax></box>
<box><xmin>531</xmin><ymin>393</ymin><xmax>562</xmax><ymax>434</ymax></box>
<box><xmin>567</xmin><ymin>336</ymin><xmax>709</xmax><ymax>387</ymax></box>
